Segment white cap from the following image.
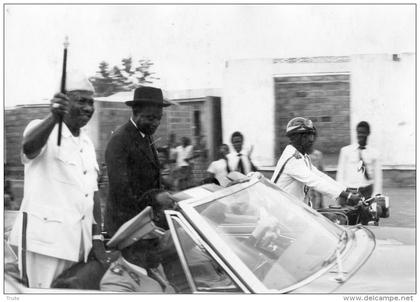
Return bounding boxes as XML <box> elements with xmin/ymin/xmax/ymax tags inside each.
<box><xmin>60</xmin><ymin>69</ymin><xmax>95</xmax><ymax>93</ymax></box>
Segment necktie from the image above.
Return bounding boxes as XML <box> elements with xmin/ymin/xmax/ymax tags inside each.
<box><xmin>225</xmin><ymin>158</ymin><xmax>231</xmax><ymax>174</ymax></box>
<box><xmin>237</xmin><ymin>153</ymin><xmax>245</xmax><ymax>174</ymax></box>
<box><xmin>147</xmin><ymin>267</ymin><xmax>169</xmax><ymax>291</ymax></box>
<box><xmin>147</xmin><ymin>135</ymin><xmax>158</xmax><ymax>163</ymax></box>
<box><xmin>146</xmin><ymin>136</ymin><xmax>162</xmax><ymax>188</ymax></box>
<box><xmin>358</xmin><ymin>146</ymin><xmax>370</xmax><ymax>180</ymax></box>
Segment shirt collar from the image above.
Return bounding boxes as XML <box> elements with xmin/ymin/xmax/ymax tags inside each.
<box><xmin>61</xmin><ymin>122</ymin><xmax>72</xmax><ymax>138</ymax></box>
<box><xmin>122</xmin><ymin>257</ymin><xmax>147</xmax><ymax>276</ymax></box>
<box><xmin>233</xmin><ymin>149</ymin><xmax>243</xmax><ymax>156</ymax></box>
<box><xmin>287</xmin><ymin>144</ymin><xmax>304</xmax><ymax>156</ymax></box>
<box><xmin>61</xmin><ymin>122</ymin><xmax>89</xmax><ymax>142</ymax></box>
<box><xmin>130</xmin><ymin>117</ymin><xmax>145</xmax><ymax>138</ymax></box>
<box><xmin>353</xmin><ymin>143</ymin><xmax>367</xmax><ymax>150</ymax></box>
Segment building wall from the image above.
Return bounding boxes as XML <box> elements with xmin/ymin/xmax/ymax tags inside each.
<box><xmin>222</xmin><ymin>58</ymin><xmax>351</xmax><ymax>167</ymax></box>
<box><xmin>222</xmin><ymin>59</ymin><xmax>276</xmax><ymax>167</ymax></box>
<box><xmin>223</xmin><ymin>54</ymin><xmax>415</xmax><ymax>170</ymax></box>
<box><xmin>164</xmin><ymin>99</ymin><xmax>209</xmax><ymax>184</ymax></box>
<box><xmin>4</xmin><ymin>105</ymin><xmax>50</xmax><ymax>178</ymax></box>
<box><xmin>274</xmin><ymin>74</ymin><xmax>351</xmax><ymax>160</ymax></box>
<box><xmin>4</xmin><ymin>105</ymin><xmax>53</xmax><ymax>209</ymax></box>
<box><xmin>350</xmin><ymin>53</ymin><xmax>415</xmax><ymax>168</ymax></box>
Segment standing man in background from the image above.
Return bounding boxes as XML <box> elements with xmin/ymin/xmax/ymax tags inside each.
<box><xmin>8</xmin><ymin>71</ymin><xmax>107</xmax><ymax>288</ymax></box>
<box><xmin>157</xmin><ymin>147</ymin><xmax>174</xmax><ymax>190</ymax></box>
<box><xmin>104</xmin><ymin>86</ymin><xmax>170</xmax><ymax>236</ymax></box>
<box><xmin>227</xmin><ymin>131</ymin><xmax>257</xmax><ymax>175</ymax></box>
<box><xmin>173</xmin><ymin>137</ymin><xmax>196</xmax><ymax>190</ymax></box>
<box><xmin>337</xmin><ymin>121</ymin><xmax>382</xmax><ymax>199</ymax></box>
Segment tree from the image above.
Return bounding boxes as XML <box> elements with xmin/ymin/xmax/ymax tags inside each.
<box><xmin>98</xmin><ymin>61</ymin><xmax>110</xmax><ymax>78</ymax></box>
<box><xmin>89</xmin><ymin>61</ymin><xmax>114</xmax><ymax>96</ymax></box>
<box><xmin>121</xmin><ymin>57</ymin><xmax>133</xmax><ymax>74</ymax></box>
<box><xmin>90</xmin><ymin>57</ymin><xmax>159</xmax><ymax>97</ymax></box>
<box><xmin>135</xmin><ymin>60</ymin><xmax>159</xmax><ymax>84</ymax></box>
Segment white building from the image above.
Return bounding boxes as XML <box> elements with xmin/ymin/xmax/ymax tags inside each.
<box><xmin>222</xmin><ymin>53</ymin><xmax>415</xmax><ymax>174</ymax></box>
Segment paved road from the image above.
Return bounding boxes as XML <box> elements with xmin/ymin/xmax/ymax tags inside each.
<box><xmin>379</xmin><ymin>187</ymin><xmax>415</xmax><ymax>228</ymax></box>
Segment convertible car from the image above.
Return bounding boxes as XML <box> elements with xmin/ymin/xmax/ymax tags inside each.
<box><xmin>4</xmin><ymin>173</ymin><xmax>415</xmax><ymax>294</ymax></box>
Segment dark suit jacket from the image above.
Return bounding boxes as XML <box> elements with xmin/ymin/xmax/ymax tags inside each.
<box><xmin>104</xmin><ymin>121</ymin><xmax>161</xmax><ymax>236</ymax></box>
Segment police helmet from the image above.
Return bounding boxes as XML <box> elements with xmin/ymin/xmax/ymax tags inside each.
<box><xmin>286</xmin><ymin>117</ymin><xmax>316</xmax><ymax>137</ymax></box>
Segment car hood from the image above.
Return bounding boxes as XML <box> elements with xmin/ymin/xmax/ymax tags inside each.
<box><xmin>292</xmin><ymin>226</ymin><xmax>415</xmax><ymax>294</ymax></box>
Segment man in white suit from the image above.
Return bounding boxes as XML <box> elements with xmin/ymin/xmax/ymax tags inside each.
<box><xmin>9</xmin><ymin>71</ymin><xmax>108</xmax><ymax>288</ymax></box>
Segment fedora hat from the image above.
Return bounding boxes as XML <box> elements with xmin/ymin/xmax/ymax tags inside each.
<box><xmin>125</xmin><ymin>86</ymin><xmax>171</xmax><ymax>107</ymax></box>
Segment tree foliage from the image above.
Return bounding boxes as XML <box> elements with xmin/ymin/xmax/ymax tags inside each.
<box><xmin>90</xmin><ymin>57</ymin><xmax>159</xmax><ymax>96</ymax></box>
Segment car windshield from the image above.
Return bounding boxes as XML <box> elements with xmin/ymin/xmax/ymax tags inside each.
<box><xmin>190</xmin><ymin>177</ymin><xmax>345</xmax><ymax>291</ymax></box>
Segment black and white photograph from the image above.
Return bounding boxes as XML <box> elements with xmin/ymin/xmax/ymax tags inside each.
<box><xmin>3</xmin><ymin>2</ymin><xmax>416</xmax><ymax>299</ymax></box>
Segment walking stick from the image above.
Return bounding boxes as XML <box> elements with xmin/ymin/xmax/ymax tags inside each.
<box><xmin>21</xmin><ymin>211</ymin><xmax>29</xmax><ymax>287</ymax></box>
<box><xmin>57</xmin><ymin>36</ymin><xmax>69</xmax><ymax>146</ymax></box>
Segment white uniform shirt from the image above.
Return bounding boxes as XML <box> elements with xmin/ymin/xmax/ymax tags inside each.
<box><xmin>271</xmin><ymin>145</ymin><xmax>345</xmax><ymax>202</ymax></box>
<box><xmin>207</xmin><ymin>158</ymin><xmax>230</xmax><ymax>178</ymax></box>
<box><xmin>226</xmin><ymin>149</ymin><xmax>253</xmax><ymax>175</ymax></box>
<box><xmin>336</xmin><ymin>144</ymin><xmax>382</xmax><ymax>195</ymax></box>
<box><xmin>9</xmin><ymin>120</ymin><xmax>99</xmax><ymax>262</ymax></box>
<box><xmin>175</xmin><ymin>145</ymin><xmax>194</xmax><ymax>167</ymax></box>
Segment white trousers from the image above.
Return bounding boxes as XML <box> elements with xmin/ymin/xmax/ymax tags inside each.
<box><xmin>26</xmin><ymin>251</ymin><xmax>75</xmax><ymax>288</ymax></box>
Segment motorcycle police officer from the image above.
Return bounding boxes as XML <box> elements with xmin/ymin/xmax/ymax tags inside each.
<box><xmin>271</xmin><ymin>117</ymin><xmax>362</xmax><ymax>207</ymax></box>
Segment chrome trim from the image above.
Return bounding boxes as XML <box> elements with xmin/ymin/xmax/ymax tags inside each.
<box><xmin>165</xmin><ymin>211</ymin><xmax>197</xmax><ymax>292</ymax></box>
<box><xmin>331</xmin><ymin>226</ymin><xmax>376</xmax><ymax>292</ymax></box>
<box><xmin>284</xmin><ymin>226</ymin><xmax>375</xmax><ymax>293</ymax></box>
<box><xmin>178</xmin><ymin>177</ymin><xmax>260</xmax><ymax>209</ymax></box>
<box><xmin>165</xmin><ymin>210</ymin><xmax>250</xmax><ymax>293</ymax></box>
<box><xmin>278</xmin><ymin>232</ymin><xmax>352</xmax><ymax>292</ymax></box>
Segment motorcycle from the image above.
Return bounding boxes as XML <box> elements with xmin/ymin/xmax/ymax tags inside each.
<box><xmin>317</xmin><ymin>194</ymin><xmax>390</xmax><ymax>226</ymax></box>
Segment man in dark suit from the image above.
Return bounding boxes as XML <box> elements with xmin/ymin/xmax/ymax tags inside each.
<box><xmin>104</xmin><ymin>86</ymin><xmax>171</xmax><ymax>236</ymax></box>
